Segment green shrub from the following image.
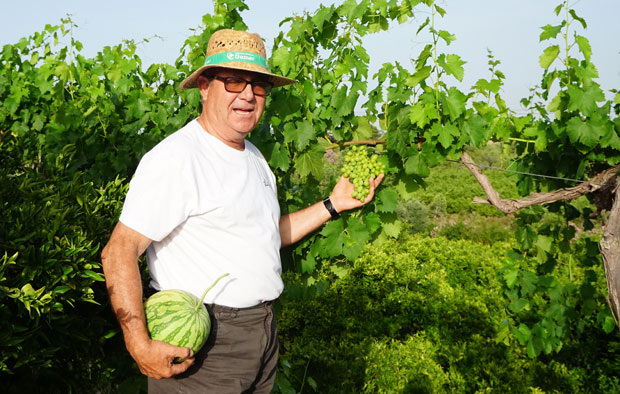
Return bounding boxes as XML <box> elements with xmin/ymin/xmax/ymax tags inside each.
<box><xmin>278</xmin><ymin>234</ymin><xmax>620</xmax><ymax>393</ymax></box>
<box><xmin>0</xmin><ymin>168</ymin><xmax>141</xmax><ymax>393</ymax></box>
<box><xmin>438</xmin><ymin>214</ymin><xmax>516</xmax><ymax>244</ymax></box>
<box><xmin>278</xmin><ymin>236</ymin><xmax>520</xmax><ymax>393</ymax></box>
<box><xmin>395</xmin><ymin>198</ymin><xmax>432</xmax><ymax>234</ymax></box>
<box><xmin>363</xmin><ymin>334</ymin><xmax>449</xmax><ymax>393</ymax></box>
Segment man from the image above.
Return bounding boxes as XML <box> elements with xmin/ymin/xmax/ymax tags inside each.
<box><xmin>101</xmin><ymin>29</ymin><xmax>383</xmax><ymax>393</ymax></box>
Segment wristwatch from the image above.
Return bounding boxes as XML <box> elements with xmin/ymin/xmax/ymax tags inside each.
<box><xmin>323</xmin><ymin>196</ymin><xmax>340</xmax><ymax>219</ymax></box>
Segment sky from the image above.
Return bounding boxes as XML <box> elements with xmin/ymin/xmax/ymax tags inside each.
<box><xmin>1</xmin><ymin>0</ymin><xmax>619</xmax><ymax>113</ymax></box>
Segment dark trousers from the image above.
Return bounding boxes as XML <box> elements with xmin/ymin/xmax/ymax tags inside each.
<box><xmin>148</xmin><ymin>301</ymin><xmax>278</xmax><ymax>394</ymax></box>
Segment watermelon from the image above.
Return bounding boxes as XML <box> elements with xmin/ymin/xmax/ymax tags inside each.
<box><xmin>144</xmin><ymin>273</ymin><xmax>229</xmax><ymax>356</ymax></box>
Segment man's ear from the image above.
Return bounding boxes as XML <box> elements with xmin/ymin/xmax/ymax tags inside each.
<box><xmin>197</xmin><ymin>75</ymin><xmax>210</xmax><ymax>100</ymax></box>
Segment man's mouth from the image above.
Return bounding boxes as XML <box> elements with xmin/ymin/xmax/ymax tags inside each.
<box><xmin>233</xmin><ymin>106</ymin><xmax>254</xmax><ymax>113</ymax></box>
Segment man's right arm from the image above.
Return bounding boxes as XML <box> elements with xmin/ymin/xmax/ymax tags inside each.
<box><xmin>101</xmin><ymin>221</ymin><xmax>194</xmax><ymax>379</ymax></box>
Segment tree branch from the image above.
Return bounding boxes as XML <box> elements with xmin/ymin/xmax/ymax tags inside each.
<box><xmin>460</xmin><ymin>151</ymin><xmax>620</xmax><ymax>214</ymax></box>
<box><xmin>325</xmin><ymin>140</ymin><xmax>386</xmax><ymax>150</ymax></box>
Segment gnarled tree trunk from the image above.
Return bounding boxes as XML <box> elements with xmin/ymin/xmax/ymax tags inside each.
<box><xmin>600</xmin><ymin>177</ymin><xmax>620</xmax><ymax>328</ymax></box>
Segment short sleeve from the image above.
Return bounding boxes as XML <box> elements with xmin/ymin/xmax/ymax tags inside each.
<box><xmin>119</xmin><ymin>146</ymin><xmax>196</xmax><ymax>242</ymax></box>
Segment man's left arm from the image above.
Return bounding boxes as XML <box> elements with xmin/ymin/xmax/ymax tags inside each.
<box><xmin>279</xmin><ymin>174</ymin><xmax>384</xmax><ymax>248</ymax></box>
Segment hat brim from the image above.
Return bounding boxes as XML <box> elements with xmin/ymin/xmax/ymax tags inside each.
<box><xmin>179</xmin><ymin>64</ymin><xmax>296</xmax><ymax>90</ymax></box>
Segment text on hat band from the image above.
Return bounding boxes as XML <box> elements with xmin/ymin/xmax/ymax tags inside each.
<box><xmin>204</xmin><ymin>51</ymin><xmax>269</xmax><ymax>70</ymax></box>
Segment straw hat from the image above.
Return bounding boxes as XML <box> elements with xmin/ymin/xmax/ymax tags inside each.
<box><xmin>179</xmin><ymin>29</ymin><xmax>296</xmax><ymax>90</ymax></box>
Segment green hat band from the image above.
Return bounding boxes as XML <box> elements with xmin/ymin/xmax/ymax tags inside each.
<box><xmin>204</xmin><ymin>51</ymin><xmax>269</xmax><ymax>70</ymax></box>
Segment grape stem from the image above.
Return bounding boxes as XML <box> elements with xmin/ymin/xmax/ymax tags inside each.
<box><xmin>196</xmin><ymin>273</ymin><xmax>230</xmax><ymax>310</ymax></box>
<box><xmin>325</xmin><ymin>140</ymin><xmax>386</xmax><ymax>150</ymax></box>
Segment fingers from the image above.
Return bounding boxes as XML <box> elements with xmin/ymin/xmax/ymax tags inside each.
<box><xmin>362</xmin><ymin>174</ymin><xmax>385</xmax><ymax>205</ymax></box>
<box><xmin>169</xmin><ymin>355</ymin><xmax>194</xmax><ymax>376</ymax></box>
<box><xmin>331</xmin><ymin>173</ymin><xmax>385</xmax><ymax>212</ymax></box>
<box><xmin>163</xmin><ymin>345</ymin><xmax>194</xmax><ymax>377</ymax></box>
<box><xmin>134</xmin><ymin>341</ymin><xmax>194</xmax><ymax>379</ymax></box>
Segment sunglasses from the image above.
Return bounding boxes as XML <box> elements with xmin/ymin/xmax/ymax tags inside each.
<box><xmin>213</xmin><ymin>76</ymin><xmax>272</xmax><ymax>97</ymax></box>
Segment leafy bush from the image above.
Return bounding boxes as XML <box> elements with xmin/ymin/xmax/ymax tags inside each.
<box><xmin>277</xmin><ymin>235</ymin><xmax>620</xmax><ymax>393</ymax></box>
<box><xmin>0</xmin><ymin>168</ymin><xmax>139</xmax><ymax>392</ymax></box>
<box><xmin>438</xmin><ymin>213</ymin><xmax>516</xmax><ymax>244</ymax></box>
<box><xmin>395</xmin><ymin>198</ymin><xmax>432</xmax><ymax>234</ymax></box>
<box><xmin>279</xmin><ymin>236</ymin><xmax>512</xmax><ymax>392</ymax></box>
<box><xmin>0</xmin><ymin>90</ymin><xmax>142</xmax><ymax>393</ymax></box>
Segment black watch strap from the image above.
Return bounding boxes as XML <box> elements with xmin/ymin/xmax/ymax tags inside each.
<box><xmin>323</xmin><ymin>196</ymin><xmax>340</xmax><ymax>219</ymax></box>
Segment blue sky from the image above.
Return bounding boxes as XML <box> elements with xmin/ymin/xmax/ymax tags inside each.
<box><xmin>1</xmin><ymin>0</ymin><xmax>619</xmax><ymax>112</ymax></box>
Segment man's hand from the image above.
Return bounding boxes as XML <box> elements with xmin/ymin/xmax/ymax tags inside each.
<box><xmin>330</xmin><ymin>174</ymin><xmax>385</xmax><ymax>213</ymax></box>
<box><xmin>129</xmin><ymin>339</ymin><xmax>195</xmax><ymax>379</ymax></box>
<box><xmin>279</xmin><ymin>174</ymin><xmax>384</xmax><ymax>247</ymax></box>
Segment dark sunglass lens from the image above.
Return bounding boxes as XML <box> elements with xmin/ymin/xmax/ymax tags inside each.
<box><xmin>225</xmin><ymin>78</ymin><xmax>247</xmax><ymax>92</ymax></box>
<box><xmin>253</xmin><ymin>82</ymin><xmax>271</xmax><ymax>96</ymax></box>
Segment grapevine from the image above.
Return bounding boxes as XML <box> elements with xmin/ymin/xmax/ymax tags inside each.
<box><xmin>340</xmin><ymin>145</ymin><xmax>386</xmax><ymax>202</ymax></box>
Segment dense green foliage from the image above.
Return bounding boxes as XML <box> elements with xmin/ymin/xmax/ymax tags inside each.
<box><xmin>1</xmin><ymin>0</ymin><xmax>619</xmax><ymax>392</ymax></box>
<box><xmin>0</xmin><ymin>150</ymin><xmax>139</xmax><ymax>391</ymax></box>
<box><xmin>277</xmin><ymin>236</ymin><xmax>620</xmax><ymax>393</ymax></box>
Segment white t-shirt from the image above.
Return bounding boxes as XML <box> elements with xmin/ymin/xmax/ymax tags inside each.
<box><xmin>119</xmin><ymin>119</ymin><xmax>283</xmax><ymax>307</ymax></box>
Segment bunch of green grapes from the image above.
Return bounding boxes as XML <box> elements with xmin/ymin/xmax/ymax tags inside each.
<box><xmin>340</xmin><ymin>145</ymin><xmax>386</xmax><ymax>202</ymax></box>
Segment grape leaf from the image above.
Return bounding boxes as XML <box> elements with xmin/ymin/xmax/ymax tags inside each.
<box><xmin>347</xmin><ymin>216</ymin><xmax>370</xmax><ymax>244</ymax></box>
<box><xmin>567</xmin><ymin>84</ymin><xmax>605</xmax><ymax>117</ymax></box>
<box><xmin>574</xmin><ymin>62</ymin><xmax>599</xmax><ymax>84</ymax></box>
<box><xmin>386</xmin><ymin>125</ymin><xmax>410</xmax><ymax>157</ymax></box>
<box><xmin>503</xmin><ymin>269</ymin><xmax>519</xmax><ymax>289</ymax></box>
<box><xmin>441</xmin><ymin>87</ymin><xmax>466</xmax><ymax>121</ymax></box>
<box><xmin>394</xmin><ymin>175</ymin><xmax>421</xmax><ymax>200</ymax></box>
<box><xmin>405</xmin><ymin>153</ymin><xmax>430</xmax><ymax>177</ymax></box>
<box><xmin>319</xmin><ymin>219</ymin><xmax>344</xmax><ymax>257</ymax></box>
<box><xmin>438</xmin><ymin>54</ymin><xmax>465</xmax><ymax>82</ymax></box>
<box><xmin>376</xmin><ymin>187</ymin><xmax>399</xmax><ymax>213</ymax></box>
<box><xmin>569</xmin><ymin>9</ymin><xmax>587</xmax><ymax>29</ymax></box>
<box><xmin>509</xmin><ymin>298</ymin><xmax>529</xmax><ymax>313</ymax></box>
<box><xmin>294</xmin><ymin>120</ymin><xmax>316</xmax><ymax>150</ymax></box>
<box><xmin>267</xmin><ymin>141</ymin><xmax>290</xmax><ymax>171</ymax></box>
<box><xmin>434</xmin><ymin>4</ymin><xmax>446</xmax><ymax>17</ymax></box>
<box><xmin>379</xmin><ymin>213</ymin><xmax>402</xmax><ymax>238</ymax></box>
<box><xmin>301</xmin><ymin>254</ymin><xmax>317</xmax><ymax>274</ymax></box>
<box><xmin>575</xmin><ymin>35</ymin><xmax>592</xmax><ymax>62</ymax></box>
<box><xmin>566</xmin><ymin>117</ymin><xmax>603</xmax><ymax>147</ymax></box>
<box><xmin>294</xmin><ymin>144</ymin><xmax>324</xmax><ymax>180</ymax></box>
<box><xmin>436</xmin><ymin>122</ymin><xmax>460</xmax><ymax>149</ymax></box>
<box><xmin>512</xmin><ymin>324</ymin><xmax>532</xmax><ymax>345</ymax></box>
<box><xmin>539</xmin><ymin>45</ymin><xmax>559</xmax><ymax>69</ymax></box>
<box><xmin>271</xmin><ymin>46</ymin><xmax>291</xmax><ymax>76</ymax></box>
<box><xmin>539</xmin><ymin>23</ymin><xmax>564</xmax><ymax>41</ymax></box>
<box><xmin>474</xmin><ymin>78</ymin><xmax>502</xmax><ymax>94</ymax></box>
<box><xmin>409</xmin><ymin>101</ymin><xmax>430</xmax><ymax>128</ymax></box>
<box><xmin>406</xmin><ymin>65</ymin><xmax>431</xmax><ymax>87</ymax></box>
<box><xmin>364</xmin><ymin>212</ymin><xmax>382</xmax><ymax>234</ymax></box>
<box><xmin>343</xmin><ymin>234</ymin><xmax>365</xmax><ymax>261</ymax></box>
<box><xmin>438</xmin><ymin>30</ymin><xmax>456</xmax><ymax>46</ymax></box>
<box><xmin>600</xmin><ymin>123</ymin><xmax>620</xmax><ymax>150</ymax></box>
<box><xmin>463</xmin><ymin>114</ymin><xmax>487</xmax><ymax>147</ymax></box>
<box><xmin>312</xmin><ymin>5</ymin><xmax>335</xmax><ymax>31</ymax></box>
<box><xmin>516</xmin><ymin>225</ymin><xmax>537</xmax><ymax>250</ymax></box>
<box><xmin>353</xmin><ymin>117</ymin><xmax>373</xmax><ymax>140</ymax></box>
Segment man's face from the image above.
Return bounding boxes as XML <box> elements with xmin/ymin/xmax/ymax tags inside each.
<box><xmin>198</xmin><ymin>69</ymin><xmax>269</xmax><ymax>149</ymax></box>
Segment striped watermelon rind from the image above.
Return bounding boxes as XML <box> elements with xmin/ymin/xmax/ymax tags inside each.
<box><xmin>145</xmin><ymin>290</ymin><xmax>211</xmax><ymax>353</ymax></box>
<box><xmin>144</xmin><ymin>273</ymin><xmax>230</xmax><ymax>355</ymax></box>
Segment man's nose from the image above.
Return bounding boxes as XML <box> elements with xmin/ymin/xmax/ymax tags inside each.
<box><xmin>238</xmin><ymin>82</ymin><xmax>256</xmax><ymax>100</ymax></box>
